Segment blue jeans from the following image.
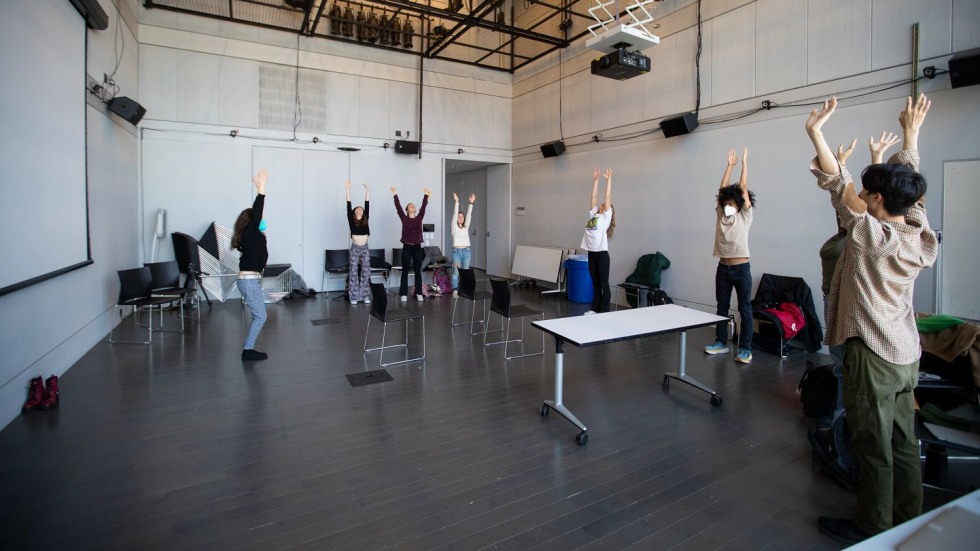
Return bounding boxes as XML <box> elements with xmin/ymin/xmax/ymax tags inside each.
<box><xmin>714</xmin><ymin>262</ymin><xmax>753</xmax><ymax>349</ymax></box>
<box><xmin>451</xmin><ymin>247</ymin><xmax>471</xmax><ymax>290</ymax></box>
<box><xmin>237</xmin><ymin>278</ymin><xmax>267</xmax><ymax>350</ymax></box>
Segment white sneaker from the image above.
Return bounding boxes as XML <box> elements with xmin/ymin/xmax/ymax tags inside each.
<box><xmin>416</xmin><ymin>294</ymin><xmax>424</xmax><ymax>302</ymax></box>
<box><xmin>400</xmin><ymin>295</ymin><xmax>408</xmax><ymax>302</ymax></box>
<box><xmin>452</xmin><ymin>290</ymin><xmax>458</xmax><ymax>298</ymax></box>
<box><xmin>584</xmin><ymin>310</ymin><xmax>596</xmax><ymax>315</ymax></box>
<box><xmin>363</xmin><ymin>297</ymin><xmax>371</xmax><ymax>304</ymax></box>
<box><xmin>350</xmin><ymin>299</ymin><xmax>358</xmax><ymax>304</ymax></box>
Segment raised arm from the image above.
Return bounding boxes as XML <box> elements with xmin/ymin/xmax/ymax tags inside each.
<box><xmin>837</xmin><ymin>139</ymin><xmax>857</xmax><ymax>168</ymax></box>
<box><xmin>602</xmin><ymin>168</ymin><xmax>612</xmax><ymax>211</ymax></box>
<box><xmin>451</xmin><ymin>192</ymin><xmax>459</xmax><ymax>226</ymax></box>
<box><xmin>868</xmin><ymin>132</ymin><xmax>900</xmax><ymax>165</ymax></box>
<box><xmin>590</xmin><ymin>168</ymin><xmax>600</xmax><ymax>209</ymax></box>
<box><xmin>252</xmin><ymin>168</ymin><xmax>268</xmax><ymax>222</ymax></box>
<box><xmin>738</xmin><ymin>149</ymin><xmax>750</xmax><ymax>207</ymax></box>
<box><xmin>900</xmin><ymin>93</ymin><xmax>930</xmax><ymax>151</ymax></box>
<box><xmin>363</xmin><ymin>183</ymin><xmax>370</xmax><ymax>202</ymax></box>
<box><xmin>465</xmin><ymin>193</ymin><xmax>475</xmax><ymax>227</ymax></box>
<box><xmin>806</xmin><ymin>97</ymin><xmax>866</xmax><ymax>214</ymax></box>
<box><xmin>418</xmin><ymin>188</ymin><xmax>431</xmax><ymax>219</ymax></box>
<box><xmin>720</xmin><ymin>149</ymin><xmax>737</xmax><ymax>189</ymax></box>
<box><xmin>805</xmin><ymin>97</ymin><xmax>843</xmax><ymax>175</ymax></box>
<box><xmin>391</xmin><ymin>187</ymin><xmax>405</xmax><ymax>219</ymax></box>
<box><xmin>345</xmin><ymin>180</ymin><xmax>351</xmax><ymax>202</ymax></box>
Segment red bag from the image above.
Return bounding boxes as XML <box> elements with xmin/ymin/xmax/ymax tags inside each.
<box><xmin>762</xmin><ymin>302</ymin><xmax>806</xmax><ymax>339</ymax></box>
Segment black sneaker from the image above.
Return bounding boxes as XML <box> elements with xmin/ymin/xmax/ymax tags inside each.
<box><xmin>817</xmin><ymin>517</ymin><xmax>870</xmax><ymax>545</ymax></box>
<box><xmin>242</xmin><ymin>349</ymin><xmax>269</xmax><ymax>361</ymax></box>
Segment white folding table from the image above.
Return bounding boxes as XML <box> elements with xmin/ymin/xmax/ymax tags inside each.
<box><xmin>532</xmin><ymin>304</ymin><xmax>728</xmax><ymax>445</ymax></box>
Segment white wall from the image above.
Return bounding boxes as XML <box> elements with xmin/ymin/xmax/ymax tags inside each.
<box><xmin>136</xmin><ymin>6</ymin><xmax>513</xmax><ymax>291</ymax></box>
<box><xmin>511</xmin><ymin>0</ymin><xmax>980</xmax><ymax>324</ymax></box>
<box><xmin>0</xmin><ymin>0</ymin><xmax>141</xmax><ymax>427</ymax></box>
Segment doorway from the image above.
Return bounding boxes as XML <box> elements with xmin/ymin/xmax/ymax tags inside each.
<box><xmin>443</xmin><ymin>160</ymin><xmax>511</xmax><ymax>277</ymax></box>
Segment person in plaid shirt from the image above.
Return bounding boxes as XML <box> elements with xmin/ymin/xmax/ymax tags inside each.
<box><xmin>805</xmin><ymin>94</ymin><xmax>938</xmax><ymax>545</ymax></box>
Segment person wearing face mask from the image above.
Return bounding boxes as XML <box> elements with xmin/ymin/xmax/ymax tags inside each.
<box><xmin>704</xmin><ymin>148</ymin><xmax>756</xmax><ymax>363</ymax></box>
<box><xmin>391</xmin><ymin>186</ymin><xmax>431</xmax><ymax>302</ymax></box>
<box><xmin>232</xmin><ymin>168</ymin><xmax>270</xmax><ymax>362</ymax></box>
<box><xmin>345</xmin><ymin>181</ymin><xmax>371</xmax><ymax>304</ymax></box>
<box><xmin>449</xmin><ymin>192</ymin><xmax>475</xmax><ymax>298</ymax></box>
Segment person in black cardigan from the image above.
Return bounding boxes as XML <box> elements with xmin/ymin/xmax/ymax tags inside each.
<box><xmin>232</xmin><ymin>169</ymin><xmax>270</xmax><ymax>362</ymax></box>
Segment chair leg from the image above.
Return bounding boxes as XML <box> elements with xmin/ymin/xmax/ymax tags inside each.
<box><xmin>503</xmin><ymin>315</ymin><xmax>546</xmax><ymax>360</ymax></box>
<box><xmin>363</xmin><ymin>316</ymin><xmax>372</xmax><ymax>351</ymax></box>
<box><xmin>470</xmin><ymin>299</ymin><xmax>489</xmax><ymax>335</ymax></box>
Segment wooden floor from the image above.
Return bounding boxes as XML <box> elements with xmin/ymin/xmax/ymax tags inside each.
<box><xmin>1</xmin><ymin>280</ymin><xmax>862</xmax><ymax>550</ymax></box>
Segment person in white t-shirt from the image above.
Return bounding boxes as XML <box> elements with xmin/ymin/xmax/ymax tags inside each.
<box><xmin>581</xmin><ymin>168</ymin><xmax>615</xmax><ymax>314</ymax></box>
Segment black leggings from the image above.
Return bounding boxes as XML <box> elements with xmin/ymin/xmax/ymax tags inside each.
<box><xmin>399</xmin><ymin>244</ymin><xmax>424</xmax><ymax>296</ymax></box>
<box><xmin>588</xmin><ymin>250</ymin><xmax>611</xmax><ymax>313</ymax></box>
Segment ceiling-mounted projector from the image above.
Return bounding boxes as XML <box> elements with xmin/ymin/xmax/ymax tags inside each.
<box><xmin>591</xmin><ymin>46</ymin><xmax>650</xmax><ymax>80</ymax></box>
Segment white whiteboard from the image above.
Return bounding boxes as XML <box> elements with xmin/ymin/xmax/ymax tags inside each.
<box><xmin>941</xmin><ymin>159</ymin><xmax>980</xmax><ymax>321</ymax></box>
<box><xmin>512</xmin><ymin>245</ymin><xmax>564</xmax><ymax>283</ymax></box>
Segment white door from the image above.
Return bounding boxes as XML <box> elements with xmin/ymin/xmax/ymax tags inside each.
<box><xmin>941</xmin><ymin>159</ymin><xmax>980</xmax><ymax>320</ymax></box>
<box><xmin>252</xmin><ymin>147</ymin><xmax>305</xmax><ymax>277</ymax></box>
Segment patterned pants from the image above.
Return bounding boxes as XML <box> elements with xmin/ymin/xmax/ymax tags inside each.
<box><xmin>348</xmin><ymin>243</ymin><xmax>371</xmax><ymax>301</ymax></box>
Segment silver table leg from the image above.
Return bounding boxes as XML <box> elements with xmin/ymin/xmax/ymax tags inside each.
<box><xmin>663</xmin><ymin>330</ymin><xmax>724</xmax><ymax>406</ymax></box>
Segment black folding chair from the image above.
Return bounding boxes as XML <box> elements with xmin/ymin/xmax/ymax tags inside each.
<box><xmin>109</xmin><ymin>267</ymin><xmax>183</xmax><ymax>344</ymax></box>
<box><xmin>483</xmin><ymin>278</ymin><xmax>545</xmax><ymax>359</ymax></box>
<box><xmin>452</xmin><ymin>268</ymin><xmax>492</xmax><ymax>334</ymax></box>
<box><xmin>363</xmin><ymin>283</ymin><xmax>426</xmax><ymax>366</ymax></box>
<box><xmin>322</xmin><ymin>249</ymin><xmax>350</xmax><ymax>300</ymax></box>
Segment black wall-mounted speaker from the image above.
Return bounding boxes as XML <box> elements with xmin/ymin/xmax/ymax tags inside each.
<box><xmin>659</xmin><ymin>112</ymin><xmax>699</xmax><ymax>138</ymax></box>
<box><xmin>394</xmin><ymin>140</ymin><xmax>420</xmax><ymax>154</ymax></box>
<box><xmin>540</xmin><ymin>140</ymin><xmax>565</xmax><ymax>158</ymax></box>
<box><xmin>949</xmin><ymin>48</ymin><xmax>980</xmax><ymax>89</ymax></box>
<box><xmin>107</xmin><ymin>96</ymin><xmax>146</xmax><ymax>126</ymax></box>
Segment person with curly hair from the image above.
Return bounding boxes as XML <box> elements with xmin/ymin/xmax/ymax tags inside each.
<box><xmin>704</xmin><ymin>148</ymin><xmax>756</xmax><ymax>363</ymax></box>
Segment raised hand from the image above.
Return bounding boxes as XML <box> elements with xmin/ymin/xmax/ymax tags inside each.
<box><xmin>593</xmin><ymin>168</ymin><xmax>601</xmax><ymax>180</ymax></box>
<box><xmin>805</xmin><ymin>97</ymin><xmax>838</xmax><ymax>136</ymax></box>
<box><xmin>603</xmin><ymin>168</ymin><xmax>612</xmax><ymax>180</ymax></box>
<box><xmin>742</xmin><ymin>148</ymin><xmax>749</xmax><ymax>164</ymax></box>
<box><xmin>869</xmin><ymin>132</ymin><xmax>900</xmax><ymax>164</ymax></box>
<box><xmin>390</xmin><ymin>186</ymin><xmax>397</xmax><ymax>194</ymax></box>
<box><xmin>727</xmin><ymin>149</ymin><xmax>738</xmax><ymax>166</ymax></box>
<box><xmin>453</xmin><ymin>192</ymin><xmax>459</xmax><ymax>202</ymax></box>
<box><xmin>468</xmin><ymin>193</ymin><xmax>476</xmax><ymax>204</ymax></box>
<box><xmin>423</xmin><ymin>187</ymin><xmax>432</xmax><ymax>197</ymax></box>
<box><xmin>253</xmin><ymin>169</ymin><xmax>268</xmax><ymax>194</ymax></box>
<box><xmin>362</xmin><ymin>183</ymin><xmax>369</xmax><ymax>191</ymax></box>
<box><xmin>837</xmin><ymin>139</ymin><xmax>857</xmax><ymax>166</ymax></box>
<box><xmin>344</xmin><ymin>180</ymin><xmax>351</xmax><ymax>190</ymax></box>
<box><xmin>900</xmin><ymin>93</ymin><xmax>930</xmax><ymax>133</ymax></box>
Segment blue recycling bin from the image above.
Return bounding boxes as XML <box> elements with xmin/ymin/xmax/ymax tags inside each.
<box><xmin>564</xmin><ymin>256</ymin><xmax>593</xmax><ymax>304</ymax></box>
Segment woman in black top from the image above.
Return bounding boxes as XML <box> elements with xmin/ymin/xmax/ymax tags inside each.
<box><xmin>391</xmin><ymin>186</ymin><xmax>431</xmax><ymax>302</ymax></box>
<box><xmin>346</xmin><ymin>181</ymin><xmax>371</xmax><ymax>304</ymax></box>
<box><xmin>231</xmin><ymin>169</ymin><xmax>270</xmax><ymax>362</ymax></box>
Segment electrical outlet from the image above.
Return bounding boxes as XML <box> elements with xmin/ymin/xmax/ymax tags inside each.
<box><xmin>395</xmin><ymin>130</ymin><xmax>402</xmax><ymax>137</ymax></box>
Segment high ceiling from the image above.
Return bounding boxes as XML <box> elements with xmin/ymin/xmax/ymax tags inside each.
<box><xmin>143</xmin><ymin>0</ymin><xmax>622</xmax><ymax>73</ymax></box>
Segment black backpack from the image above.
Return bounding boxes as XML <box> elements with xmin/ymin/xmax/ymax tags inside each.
<box><xmin>647</xmin><ymin>288</ymin><xmax>673</xmax><ymax>306</ymax></box>
<box><xmin>797</xmin><ymin>360</ymin><xmax>838</xmax><ymax>420</ymax></box>
<box><xmin>807</xmin><ymin>414</ymin><xmax>860</xmax><ymax>492</ymax></box>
